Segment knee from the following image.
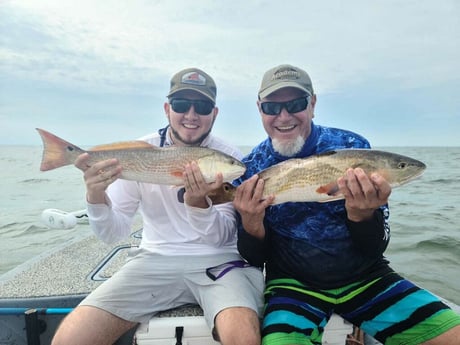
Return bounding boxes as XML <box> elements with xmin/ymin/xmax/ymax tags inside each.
<box><xmin>215</xmin><ymin>307</ymin><xmax>261</xmax><ymax>345</ymax></box>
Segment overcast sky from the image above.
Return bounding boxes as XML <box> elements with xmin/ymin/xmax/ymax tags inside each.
<box><xmin>1</xmin><ymin>0</ymin><xmax>459</xmax><ymax>147</ymax></box>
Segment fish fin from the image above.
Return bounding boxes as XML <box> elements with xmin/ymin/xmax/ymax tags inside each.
<box><xmin>316</xmin><ymin>182</ymin><xmax>340</xmax><ymax>196</ymax></box>
<box><xmin>170</xmin><ymin>170</ymin><xmax>185</xmax><ymax>179</ymax></box>
<box><xmin>316</xmin><ymin>150</ymin><xmax>338</xmax><ymax>157</ymax></box>
<box><xmin>36</xmin><ymin>128</ymin><xmax>84</xmax><ymax>171</ymax></box>
<box><xmin>90</xmin><ymin>141</ymin><xmax>156</xmax><ymax>151</ymax></box>
<box><xmin>317</xmin><ymin>195</ymin><xmax>345</xmax><ymax>203</ymax></box>
<box><xmin>316</xmin><ymin>182</ymin><xmax>345</xmax><ymax>203</ymax></box>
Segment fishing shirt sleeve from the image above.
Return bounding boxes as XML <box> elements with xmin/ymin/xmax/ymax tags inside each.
<box><xmin>237</xmin><ymin>219</ymin><xmax>269</xmax><ymax>268</ymax></box>
<box><xmin>183</xmin><ymin>199</ymin><xmax>239</xmax><ymax>247</ymax></box>
<box><xmin>177</xmin><ymin>135</ymin><xmax>242</xmax><ymax>248</ymax></box>
<box><xmin>234</xmin><ymin>142</ymin><xmax>272</xmax><ymax>267</ymax></box>
<box><xmin>347</xmin><ymin>206</ymin><xmax>390</xmax><ymax>257</ymax></box>
<box><xmin>86</xmin><ymin>180</ymin><xmax>140</xmax><ymax>244</ymax></box>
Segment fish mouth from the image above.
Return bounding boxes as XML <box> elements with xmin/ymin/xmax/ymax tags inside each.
<box><xmin>226</xmin><ymin>171</ymin><xmax>246</xmax><ymax>182</ymax></box>
<box><xmin>223</xmin><ymin>164</ymin><xmax>246</xmax><ymax>182</ymax></box>
<box><xmin>394</xmin><ymin>169</ymin><xmax>426</xmax><ymax>186</ymax></box>
<box><xmin>409</xmin><ymin>169</ymin><xmax>425</xmax><ymax>181</ymax></box>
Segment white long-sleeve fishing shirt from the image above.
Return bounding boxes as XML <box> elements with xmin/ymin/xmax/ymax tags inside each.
<box><xmin>86</xmin><ymin>130</ymin><xmax>242</xmax><ymax>256</ymax></box>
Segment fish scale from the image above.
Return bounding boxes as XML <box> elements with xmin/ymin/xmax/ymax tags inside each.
<box><xmin>104</xmin><ymin>147</ymin><xmax>220</xmax><ymax>185</ymax></box>
<box><xmin>259</xmin><ymin>158</ymin><xmax>341</xmax><ymax>203</ymax></box>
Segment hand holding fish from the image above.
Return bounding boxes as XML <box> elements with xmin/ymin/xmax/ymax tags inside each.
<box><xmin>74</xmin><ymin>153</ymin><xmax>122</xmax><ymax>204</ymax></box>
<box><xmin>183</xmin><ymin>161</ymin><xmax>224</xmax><ymax>209</ymax></box>
<box><xmin>337</xmin><ymin>168</ymin><xmax>391</xmax><ymax>222</ymax></box>
<box><xmin>233</xmin><ymin>175</ymin><xmax>275</xmax><ymax>240</ymax></box>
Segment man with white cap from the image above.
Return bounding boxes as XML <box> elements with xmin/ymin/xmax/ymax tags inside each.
<box><xmin>234</xmin><ymin>64</ymin><xmax>460</xmax><ymax>345</ymax></box>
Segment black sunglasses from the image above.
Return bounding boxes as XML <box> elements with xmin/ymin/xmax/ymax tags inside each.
<box><xmin>170</xmin><ymin>98</ymin><xmax>215</xmax><ymax>116</ymax></box>
<box><xmin>260</xmin><ymin>96</ymin><xmax>310</xmax><ymax>116</ymax></box>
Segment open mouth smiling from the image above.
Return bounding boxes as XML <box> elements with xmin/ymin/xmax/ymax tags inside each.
<box><xmin>276</xmin><ymin>124</ymin><xmax>296</xmax><ymax>132</ymax></box>
<box><xmin>183</xmin><ymin>123</ymin><xmax>199</xmax><ymax>129</ymax></box>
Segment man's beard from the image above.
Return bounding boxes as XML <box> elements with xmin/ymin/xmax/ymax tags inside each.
<box><xmin>272</xmin><ymin>135</ymin><xmax>305</xmax><ymax>157</ymax></box>
<box><xmin>170</xmin><ymin>125</ymin><xmax>212</xmax><ymax>146</ymax></box>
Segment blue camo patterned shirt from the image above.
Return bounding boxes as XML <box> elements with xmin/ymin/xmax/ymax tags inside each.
<box><xmin>236</xmin><ymin>123</ymin><xmax>391</xmax><ymax>287</ymax></box>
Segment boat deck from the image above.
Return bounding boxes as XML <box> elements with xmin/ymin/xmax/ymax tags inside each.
<box><xmin>1</xmin><ymin>233</ymin><xmax>128</xmax><ymax>299</ymax></box>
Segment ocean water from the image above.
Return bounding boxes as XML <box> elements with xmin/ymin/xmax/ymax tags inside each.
<box><xmin>0</xmin><ymin>146</ymin><xmax>459</xmax><ymax>305</ymax></box>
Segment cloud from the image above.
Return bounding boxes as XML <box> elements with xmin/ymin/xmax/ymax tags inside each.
<box><xmin>1</xmin><ymin>0</ymin><xmax>459</xmax><ymax>146</ymax></box>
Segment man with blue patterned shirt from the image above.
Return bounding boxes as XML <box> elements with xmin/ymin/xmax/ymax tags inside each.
<box><xmin>234</xmin><ymin>64</ymin><xmax>460</xmax><ymax>345</ymax></box>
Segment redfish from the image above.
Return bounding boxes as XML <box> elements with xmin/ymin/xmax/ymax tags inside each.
<box><xmin>36</xmin><ymin>128</ymin><xmax>246</xmax><ymax>185</ymax></box>
<box><xmin>207</xmin><ymin>149</ymin><xmax>426</xmax><ymax>205</ymax></box>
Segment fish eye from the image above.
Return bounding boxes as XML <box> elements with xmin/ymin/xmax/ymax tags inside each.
<box><xmin>67</xmin><ymin>146</ymin><xmax>74</xmax><ymax>151</ymax></box>
<box><xmin>223</xmin><ymin>183</ymin><xmax>231</xmax><ymax>192</ymax></box>
<box><xmin>398</xmin><ymin>162</ymin><xmax>407</xmax><ymax>169</ymax></box>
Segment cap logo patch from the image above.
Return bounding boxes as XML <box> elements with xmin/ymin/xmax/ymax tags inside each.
<box><xmin>181</xmin><ymin>72</ymin><xmax>206</xmax><ymax>86</ymax></box>
<box><xmin>271</xmin><ymin>68</ymin><xmax>299</xmax><ymax>81</ymax></box>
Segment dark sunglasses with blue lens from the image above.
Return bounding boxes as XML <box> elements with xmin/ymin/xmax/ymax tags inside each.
<box><xmin>260</xmin><ymin>96</ymin><xmax>310</xmax><ymax>116</ymax></box>
<box><xmin>170</xmin><ymin>98</ymin><xmax>215</xmax><ymax>116</ymax></box>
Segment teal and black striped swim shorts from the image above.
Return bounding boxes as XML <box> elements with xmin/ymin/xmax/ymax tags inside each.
<box><xmin>262</xmin><ymin>272</ymin><xmax>460</xmax><ymax>345</ymax></box>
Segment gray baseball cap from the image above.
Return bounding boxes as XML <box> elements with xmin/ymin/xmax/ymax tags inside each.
<box><xmin>167</xmin><ymin>68</ymin><xmax>216</xmax><ymax>103</ymax></box>
<box><xmin>258</xmin><ymin>64</ymin><xmax>314</xmax><ymax>99</ymax></box>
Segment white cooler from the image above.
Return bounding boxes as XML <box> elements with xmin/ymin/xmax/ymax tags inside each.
<box><xmin>135</xmin><ymin>316</ymin><xmax>219</xmax><ymax>345</ymax></box>
<box><xmin>134</xmin><ymin>307</ymin><xmax>354</xmax><ymax>345</ymax></box>
<box><xmin>134</xmin><ymin>304</ymin><xmax>219</xmax><ymax>345</ymax></box>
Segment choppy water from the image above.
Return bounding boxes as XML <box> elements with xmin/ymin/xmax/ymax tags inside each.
<box><xmin>0</xmin><ymin>146</ymin><xmax>459</xmax><ymax>305</ymax></box>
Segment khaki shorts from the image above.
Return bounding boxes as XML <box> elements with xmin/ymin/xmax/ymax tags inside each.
<box><xmin>80</xmin><ymin>248</ymin><xmax>264</xmax><ymax>328</ymax></box>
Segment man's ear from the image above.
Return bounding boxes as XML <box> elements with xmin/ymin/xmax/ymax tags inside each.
<box><xmin>164</xmin><ymin>102</ymin><xmax>170</xmax><ymax>117</ymax></box>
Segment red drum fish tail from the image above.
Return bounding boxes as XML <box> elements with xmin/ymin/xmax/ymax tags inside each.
<box><xmin>36</xmin><ymin>128</ymin><xmax>85</xmax><ymax>171</ymax></box>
